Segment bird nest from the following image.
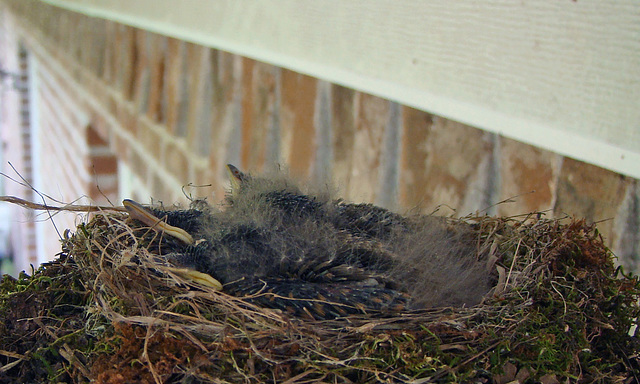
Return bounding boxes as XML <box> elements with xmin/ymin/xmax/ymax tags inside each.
<box><xmin>1</xmin><ymin>203</ymin><xmax>639</xmax><ymax>383</ymax></box>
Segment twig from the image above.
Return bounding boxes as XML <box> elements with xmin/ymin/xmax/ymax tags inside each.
<box><xmin>505</xmin><ymin>238</ymin><xmax>522</xmax><ymax>290</ymax></box>
<box><xmin>0</xmin><ymin>195</ymin><xmax>125</xmax><ymax>213</ymax></box>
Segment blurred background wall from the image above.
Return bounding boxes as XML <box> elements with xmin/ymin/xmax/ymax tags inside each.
<box><xmin>0</xmin><ymin>0</ymin><xmax>638</xmax><ymax>275</ymax></box>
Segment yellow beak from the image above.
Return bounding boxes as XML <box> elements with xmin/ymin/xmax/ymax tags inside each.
<box><xmin>226</xmin><ymin>164</ymin><xmax>245</xmax><ymax>195</ymax></box>
<box><xmin>122</xmin><ymin>199</ymin><xmax>194</xmax><ymax>245</ymax></box>
<box><xmin>122</xmin><ymin>199</ymin><xmax>223</xmax><ymax>290</ymax></box>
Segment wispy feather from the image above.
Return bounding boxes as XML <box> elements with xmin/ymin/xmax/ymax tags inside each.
<box><xmin>124</xmin><ymin>164</ymin><xmax>495</xmax><ymax>319</ymax></box>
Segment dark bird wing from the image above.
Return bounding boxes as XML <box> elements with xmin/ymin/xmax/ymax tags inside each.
<box><xmin>332</xmin><ymin>201</ymin><xmax>409</xmax><ymax>240</ymax></box>
<box><xmin>225</xmin><ymin>277</ymin><xmax>409</xmax><ymax>320</ymax></box>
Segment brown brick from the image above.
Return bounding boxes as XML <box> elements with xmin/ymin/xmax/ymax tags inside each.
<box><xmin>554</xmin><ymin>158</ymin><xmax>630</xmax><ymax>244</ymax></box>
<box><xmin>129</xmin><ymin>150</ymin><xmax>148</xmax><ymax>183</ymax></box>
<box><xmin>186</xmin><ymin>165</ymin><xmax>217</xmax><ymax>200</ymax></box>
<box><xmin>240</xmin><ymin>57</ymin><xmax>255</xmax><ymax>170</ymax></box>
<box><xmin>348</xmin><ymin>92</ymin><xmax>389</xmax><ymax>203</ymax></box>
<box><xmin>399</xmin><ymin>107</ymin><xmax>433</xmax><ymax>209</ymax></box>
<box><xmin>162</xmin><ymin>37</ymin><xmax>185</xmax><ymax>133</ymax></box>
<box><xmin>91</xmin><ymin>114</ymin><xmax>110</xmax><ymax>144</ymax></box>
<box><xmin>497</xmin><ymin>137</ymin><xmax>558</xmax><ymax>217</ymax></box>
<box><xmin>165</xmin><ymin>141</ymin><xmax>189</xmax><ymax>183</ymax></box>
<box><xmin>91</xmin><ymin>76</ymin><xmax>108</xmax><ymax>110</ymax></box>
<box><xmin>150</xmin><ymin>172</ymin><xmax>166</xmax><ymax>201</ymax></box>
<box><xmin>417</xmin><ymin>118</ymin><xmax>492</xmax><ymax>215</ymax></box>
<box><xmin>102</xmin><ymin>20</ymin><xmax>116</xmax><ymax>83</ymax></box>
<box><xmin>90</xmin><ymin>155</ymin><xmax>118</xmax><ymax>175</ymax></box>
<box><xmin>107</xmin><ymin>91</ymin><xmax>119</xmax><ymax>118</ymax></box>
<box><xmin>215</xmin><ymin>50</ymin><xmax>237</xmax><ymax>104</ymax></box>
<box><xmin>146</xmin><ymin>34</ymin><xmax>166</xmax><ymax>123</ymax></box>
<box><xmin>192</xmin><ymin>165</ymin><xmax>209</xmax><ymax>187</ymax></box>
<box><xmin>132</xmin><ymin>29</ymin><xmax>151</xmax><ymax>113</ymax></box>
<box><xmin>120</xmin><ymin>26</ymin><xmax>137</xmax><ymax>98</ymax></box>
<box><xmin>137</xmin><ymin>118</ymin><xmax>164</xmax><ymax>160</ymax></box>
<box><xmin>612</xmin><ymin>183</ymin><xmax>639</xmax><ymax>271</ymax></box>
<box><xmin>241</xmin><ymin>59</ymin><xmax>278</xmax><ymax>172</ymax></box>
<box><xmin>88</xmin><ymin>183</ymin><xmax>118</xmax><ymax>205</ymax></box>
<box><xmin>207</xmin><ymin>50</ymin><xmax>239</xmax><ymax>176</ymax></box>
<box><xmin>331</xmin><ymin>85</ymin><xmax>356</xmax><ymax>191</ymax></box>
<box><xmin>281</xmin><ymin>69</ymin><xmax>317</xmax><ymax>178</ymax></box>
<box><xmin>117</xmin><ymin>103</ymin><xmax>138</xmax><ymax>136</ymax></box>
<box><xmin>113</xmin><ymin>133</ymin><xmax>131</xmax><ymax>162</ymax></box>
<box><xmin>112</xmin><ymin>23</ymin><xmax>126</xmax><ymax>93</ymax></box>
<box><xmin>191</xmin><ymin>48</ymin><xmax>215</xmax><ymax>157</ymax></box>
<box><xmin>183</xmin><ymin>45</ymin><xmax>210</xmax><ymax>147</ymax></box>
<box><xmin>87</xmin><ymin>125</ymin><xmax>108</xmax><ymax>146</ymax></box>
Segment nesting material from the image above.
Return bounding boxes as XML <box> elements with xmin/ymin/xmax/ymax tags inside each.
<box><xmin>0</xmin><ymin>173</ymin><xmax>639</xmax><ymax>383</ymax></box>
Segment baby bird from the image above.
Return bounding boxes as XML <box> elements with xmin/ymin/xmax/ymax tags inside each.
<box><xmin>123</xmin><ymin>164</ymin><xmax>493</xmax><ymax>319</ymax></box>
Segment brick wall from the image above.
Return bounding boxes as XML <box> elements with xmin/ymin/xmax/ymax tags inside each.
<box><xmin>35</xmin><ymin>60</ymin><xmax>116</xmax><ymax>265</ymax></box>
<box><xmin>1</xmin><ymin>1</ymin><xmax>639</xmax><ymax>272</ymax></box>
<box><xmin>1</xmin><ymin>4</ymin><xmax>120</xmax><ymax>272</ymax></box>
<box><xmin>0</xmin><ymin>10</ymin><xmax>37</xmax><ymax>272</ymax></box>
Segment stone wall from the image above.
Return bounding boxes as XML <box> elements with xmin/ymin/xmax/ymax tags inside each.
<box><xmin>1</xmin><ymin>0</ymin><xmax>638</xmax><ymax>272</ymax></box>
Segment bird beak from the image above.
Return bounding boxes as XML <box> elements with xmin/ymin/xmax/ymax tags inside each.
<box><xmin>165</xmin><ymin>267</ymin><xmax>223</xmax><ymax>290</ymax></box>
<box><xmin>226</xmin><ymin>164</ymin><xmax>245</xmax><ymax>195</ymax></box>
<box><xmin>123</xmin><ymin>199</ymin><xmax>223</xmax><ymax>291</ymax></box>
<box><xmin>123</xmin><ymin>199</ymin><xmax>195</xmax><ymax>245</ymax></box>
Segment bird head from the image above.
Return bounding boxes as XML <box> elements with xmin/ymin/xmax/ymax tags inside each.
<box><xmin>226</xmin><ymin>164</ymin><xmax>250</xmax><ymax>196</ymax></box>
<box><xmin>224</xmin><ymin>164</ymin><xmax>306</xmax><ymax>204</ymax></box>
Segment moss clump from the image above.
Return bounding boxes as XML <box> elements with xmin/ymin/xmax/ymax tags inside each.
<box><xmin>0</xmin><ymin>254</ymin><xmax>90</xmax><ymax>383</ymax></box>
<box><xmin>0</xmin><ymin>212</ymin><xmax>639</xmax><ymax>383</ymax></box>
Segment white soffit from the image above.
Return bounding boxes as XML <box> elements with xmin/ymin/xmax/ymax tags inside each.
<box><xmin>39</xmin><ymin>0</ymin><xmax>640</xmax><ymax>178</ymax></box>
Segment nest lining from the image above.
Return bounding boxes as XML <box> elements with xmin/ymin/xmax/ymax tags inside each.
<box><xmin>0</xmin><ymin>206</ymin><xmax>638</xmax><ymax>383</ymax></box>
